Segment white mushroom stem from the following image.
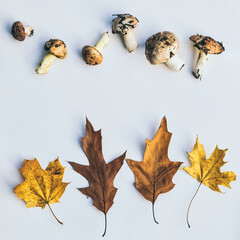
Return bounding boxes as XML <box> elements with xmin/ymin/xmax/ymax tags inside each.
<box><xmin>94</xmin><ymin>32</ymin><xmax>110</xmax><ymax>52</ymax></box>
<box><xmin>24</xmin><ymin>25</ymin><xmax>34</xmax><ymax>37</ymax></box>
<box><xmin>35</xmin><ymin>53</ymin><xmax>56</xmax><ymax>74</ymax></box>
<box><xmin>123</xmin><ymin>31</ymin><xmax>138</xmax><ymax>53</ymax></box>
<box><xmin>192</xmin><ymin>50</ymin><xmax>208</xmax><ymax>79</ymax></box>
<box><xmin>165</xmin><ymin>54</ymin><xmax>185</xmax><ymax>72</ymax></box>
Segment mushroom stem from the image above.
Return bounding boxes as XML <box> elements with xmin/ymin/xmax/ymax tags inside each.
<box><xmin>94</xmin><ymin>32</ymin><xmax>110</xmax><ymax>52</ymax></box>
<box><xmin>35</xmin><ymin>53</ymin><xmax>56</xmax><ymax>74</ymax></box>
<box><xmin>24</xmin><ymin>25</ymin><xmax>34</xmax><ymax>37</ymax></box>
<box><xmin>192</xmin><ymin>50</ymin><xmax>208</xmax><ymax>79</ymax></box>
<box><xmin>123</xmin><ymin>31</ymin><xmax>138</xmax><ymax>53</ymax></box>
<box><xmin>165</xmin><ymin>54</ymin><xmax>185</xmax><ymax>72</ymax></box>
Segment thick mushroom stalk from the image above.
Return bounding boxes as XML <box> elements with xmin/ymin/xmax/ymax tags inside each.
<box><xmin>24</xmin><ymin>25</ymin><xmax>34</xmax><ymax>37</ymax></box>
<box><xmin>94</xmin><ymin>32</ymin><xmax>110</xmax><ymax>52</ymax></box>
<box><xmin>165</xmin><ymin>54</ymin><xmax>185</xmax><ymax>72</ymax></box>
<box><xmin>35</xmin><ymin>53</ymin><xmax>57</xmax><ymax>74</ymax></box>
<box><xmin>123</xmin><ymin>31</ymin><xmax>138</xmax><ymax>53</ymax></box>
<box><xmin>192</xmin><ymin>50</ymin><xmax>208</xmax><ymax>79</ymax></box>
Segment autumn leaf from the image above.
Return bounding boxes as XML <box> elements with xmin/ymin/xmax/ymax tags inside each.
<box><xmin>68</xmin><ymin>118</ymin><xmax>126</xmax><ymax>237</ymax></box>
<box><xmin>126</xmin><ymin>116</ymin><xmax>182</xmax><ymax>223</ymax></box>
<box><xmin>183</xmin><ymin>136</ymin><xmax>236</xmax><ymax>228</ymax></box>
<box><xmin>14</xmin><ymin>158</ymin><xmax>69</xmax><ymax>225</ymax></box>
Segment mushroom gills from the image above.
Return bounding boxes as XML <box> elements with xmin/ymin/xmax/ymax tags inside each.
<box><xmin>192</xmin><ymin>50</ymin><xmax>208</xmax><ymax>79</ymax></box>
<box><xmin>94</xmin><ymin>32</ymin><xmax>110</xmax><ymax>52</ymax></box>
<box><xmin>165</xmin><ymin>54</ymin><xmax>185</xmax><ymax>72</ymax></box>
<box><xmin>24</xmin><ymin>25</ymin><xmax>34</xmax><ymax>37</ymax></box>
<box><xmin>35</xmin><ymin>53</ymin><xmax>57</xmax><ymax>74</ymax></box>
<box><xmin>123</xmin><ymin>31</ymin><xmax>138</xmax><ymax>53</ymax></box>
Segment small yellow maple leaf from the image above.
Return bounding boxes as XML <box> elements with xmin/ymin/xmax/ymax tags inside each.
<box><xmin>14</xmin><ymin>158</ymin><xmax>69</xmax><ymax>224</ymax></box>
<box><xmin>183</xmin><ymin>137</ymin><xmax>236</xmax><ymax>227</ymax></box>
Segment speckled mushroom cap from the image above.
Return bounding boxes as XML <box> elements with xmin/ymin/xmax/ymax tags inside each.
<box><xmin>11</xmin><ymin>21</ymin><xmax>26</xmax><ymax>41</ymax></box>
<box><xmin>189</xmin><ymin>34</ymin><xmax>225</xmax><ymax>55</ymax></box>
<box><xmin>44</xmin><ymin>39</ymin><xmax>67</xmax><ymax>59</ymax></box>
<box><xmin>112</xmin><ymin>14</ymin><xmax>139</xmax><ymax>35</ymax></box>
<box><xmin>145</xmin><ymin>31</ymin><xmax>179</xmax><ymax>65</ymax></box>
<box><xmin>82</xmin><ymin>46</ymin><xmax>103</xmax><ymax>65</ymax></box>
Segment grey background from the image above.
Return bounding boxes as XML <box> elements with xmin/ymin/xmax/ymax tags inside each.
<box><xmin>0</xmin><ymin>0</ymin><xmax>239</xmax><ymax>239</ymax></box>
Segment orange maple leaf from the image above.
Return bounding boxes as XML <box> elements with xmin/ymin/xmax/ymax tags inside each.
<box><xmin>126</xmin><ymin>116</ymin><xmax>182</xmax><ymax>223</ymax></box>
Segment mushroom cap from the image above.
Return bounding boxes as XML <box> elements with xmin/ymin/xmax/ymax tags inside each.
<box><xmin>112</xmin><ymin>14</ymin><xmax>139</xmax><ymax>35</ymax></box>
<box><xmin>189</xmin><ymin>34</ymin><xmax>225</xmax><ymax>55</ymax></box>
<box><xmin>145</xmin><ymin>31</ymin><xmax>179</xmax><ymax>65</ymax></box>
<box><xmin>82</xmin><ymin>46</ymin><xmax>103</xmax><ymax>65</ymax></box>
<box><xmin>44</xmin><ymin>39</ymin><xmax>67</xmax><ymax>59</ymax></box>
<box><xmin>11</xmin><ymin>21</ymin><xmax>26</xmax><ymax>41</ymax></box>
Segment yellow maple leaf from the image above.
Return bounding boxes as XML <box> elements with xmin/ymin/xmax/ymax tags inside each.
<box><xmin>14</xmin><ymin>158</ymin><xmax>69</xmax><ymax>224</ymax></box>
<box><xmin>183</xmin><ymin>137</ymin><xmax>236</xmax><ymax>227</ymax></box>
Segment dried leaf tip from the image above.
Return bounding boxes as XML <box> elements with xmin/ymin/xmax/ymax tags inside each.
<box><xmin>160</xmin><ymin>116</ymin><xmax>168</xmax><ymax>130</ymax></box>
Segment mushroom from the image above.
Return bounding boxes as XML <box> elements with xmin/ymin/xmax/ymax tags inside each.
<box><xmin>82</xmin><ymin>32</ymin><xmax>110</xmax><ymax>65</ymax></box>
<box><xmin>11</xmin><ymin>21</ymin><xmax>34</xmax><ymax>41</ymax></box>
<box><xmin>190</xmin><ymin>34</ymin><xmax>225</xmax><ymax>79</ymax></box>
<box><xmin>112</xmin><ymin>14</ymin><xmax>139</xmax><ymax>53</ymax></box>
<box><xmin>35</xmin><ymin>39</ymin><xmax>67</xmax><ymax>74</ymax></box>
<box><xmin>145</xmin><ymin>31</ymin><xmax>184</xmax><ymax>72</ymax></box>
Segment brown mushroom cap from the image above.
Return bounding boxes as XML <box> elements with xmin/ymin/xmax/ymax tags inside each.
<box><xmin>44</xmin><ymin>39</ymin><xmax>67</xmax><ymax>59</ymax></box>
<box><xmin>11</xmin><ymin>21</ymin><xmax>26</xmax><ymax>41</ymax></box>
<box><xmin>145</xmin><ymin>31</ymin><xmax>179</xmax><ymax>65</ymax></box>
<box><xmin>112</xmin><ymin>14</ymin><xmax>139</xmax><ymax>35</ymax></box>
<box><xmin>189</xmin><ymin>34</ymin><xmax>225</xmax><ymax>55</ymax></box>
<box><xmin>82</xmin><ymin>46</ymin><xmax>103</xmax><ymax>65</ymax></box>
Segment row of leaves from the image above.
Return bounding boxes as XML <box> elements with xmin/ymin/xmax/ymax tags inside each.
<box><xmin>14</xmin><ymin>117</ymin><xmax>236</xmax><ymax>237</ymax></box>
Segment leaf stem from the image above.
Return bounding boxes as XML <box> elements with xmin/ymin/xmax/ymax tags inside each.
<box><xmin>102</xmin><ymin>213</ymin><xmax>107</xmax><ymax>237</ymax></box>
<box><xmin>47</xmin><ymin>203</ymin><xmax>63</xmax><ymax>225</ymax></box>
<box><xmin>186</xmin><ymin>182</ymin><xmax>202</xmax><ymax>228</ymax></box>
<box><xmin>152</xmin><ymin>203</ymin><xmax>159</xmax><ymax>224</ymax></box>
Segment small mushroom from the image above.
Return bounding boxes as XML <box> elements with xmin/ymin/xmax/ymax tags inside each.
<box><xmin>82</xmin><ymin>32</ymin><xmax>110</xmax><ymax>65</ymax></box>
<box><xmin>145</xmin><ymin>31</ymin><xmax>184</xmax><ymax>72</ymax></box>
<box><xmin>112</xmin><ymin>14</ymin><xmax>139</xmax><ymax>53</ymax></box>
<box><xmin>35</xmin><ymin>39</ymin><xmax>67</xmax><ymax>74</ymax></box>
<box><xmin>11</xmin><ymin>21</ymin><xmax>34</xmax><ymax>41</ymax></box>
<box><xmin>190</xmin><ymin>34</ymin><xmax>225</xmax><ymax>79</ymax></box>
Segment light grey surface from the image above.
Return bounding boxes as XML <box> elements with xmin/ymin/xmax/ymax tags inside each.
<box><xmin>0</xmin><ymin>0</ymin><xmax>239</xmax><ymax>239</ymax></box>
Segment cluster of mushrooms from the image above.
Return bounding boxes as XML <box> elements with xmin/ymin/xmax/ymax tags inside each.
<box><xmin>11</xmin><ymin>14</ymin><xmax>225</xmax><ymax>79</ymax></box>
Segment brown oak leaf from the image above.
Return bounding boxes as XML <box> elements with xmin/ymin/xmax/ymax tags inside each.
<box><xmin>126</xmin><ymin>116</ymin><xmax>182</xmax><ymax>223</ymax></box>
<box><xmin>68</xmin><ymin>118</ymin><xmax>126</xmax><ymax>237</ymax></box>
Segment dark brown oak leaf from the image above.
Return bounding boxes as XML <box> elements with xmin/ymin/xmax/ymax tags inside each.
<box><xmin>126</xmin><ymin>116</ymin><xmax>182</xmax><ymax>223</ymax></box>
<box><xmin>68</xmin><ymin>118</ymin><xmax>126</xmax><ymax>237</ymax></box>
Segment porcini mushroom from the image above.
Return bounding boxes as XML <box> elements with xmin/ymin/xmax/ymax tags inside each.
<box><xmin>35</xmin><ymin>39</ymin><xmax>67</xmax><ymax>74</ymax></box>
<box><xmin>11</xmin><ymin>21</ymin><xmax>34</xmax><ymax>41</ymax></box>
<box><xmin>112</xmin><ymin>14</ymin><xmax>139</xmax><ymax>53</ymax></box>
<box><xmin>82</xmin><ymin>32</ymin><xmax>110</xmax><ymax>65</ymax></box>
<box><xmin>190</xmin><ymin>34</ymin><xmax>225</xmax><ymax>79</ymax></box>
<box><xmin>145</xmin><ymin>31</ymin><xmax>184</xmax><ymax>72</ymax></box>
